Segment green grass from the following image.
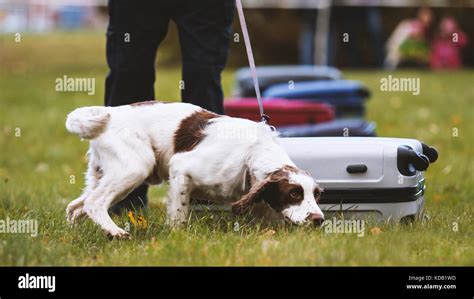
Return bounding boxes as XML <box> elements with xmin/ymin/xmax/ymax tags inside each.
<box><xmin>0</xmin><ymin>32</ymin><xmax>473</xmax><ymax>266</ymax></box>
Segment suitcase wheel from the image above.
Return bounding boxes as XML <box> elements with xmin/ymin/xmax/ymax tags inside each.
<box><xmin>421</xmin><ymin>143</ymin><xmax>439</xmax><ymax>163</ymax></box>
<box><xmin>397</xmin><ymin>145</ymin><xmax>430</xmax><ymax>176</ymax></box>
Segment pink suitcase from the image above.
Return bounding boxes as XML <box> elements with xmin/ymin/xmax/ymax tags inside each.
<box><xmin>224</xmin><ymin>98</ymin><xmax>335</xmax><ymax>127</ymax></box>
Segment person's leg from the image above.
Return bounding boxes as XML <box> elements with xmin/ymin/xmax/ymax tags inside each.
<box><xmin>172</xmin><ymin>0</ymin><xmax>235</xmax><ymax>114</ymax></box>
<box><xmin>105</xmin><ymin>0</ymin><xmax>170</xmax><ymax>212</ymax></box>
<box><xmin>366</xmin><ymin>7</ymin><xmax>384</xmax><ymax>67</ymax></box>
<box><xmin>299</xmin><ymin>10</ymin><xmax>317</xmax><ymax>65</ymax></box>
<box><xmin>341</xmin><ymin>8</ymin><xmax>361</xmax><ymax>68</ymax></box>
<box><xmin>105</xmin><ymin>1</ymin><xmax>170</xmax><ymax>106</ymax></box>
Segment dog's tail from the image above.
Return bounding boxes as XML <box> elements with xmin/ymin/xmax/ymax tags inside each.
<box><xmin>65</xmin><ymin>106</ymin><xmax>111</xmax><ymax>139</ymax></box>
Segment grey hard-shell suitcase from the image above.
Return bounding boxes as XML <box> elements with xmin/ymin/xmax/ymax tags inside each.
<box><xmin>279</xmin><ymin>137</ymin><xmax>438</xmax><ymax>221</ymax></box>
<box><xmin>192</xmin><ymin>137</ymin><xmax>438</xmax><ymax>222</ymax></box>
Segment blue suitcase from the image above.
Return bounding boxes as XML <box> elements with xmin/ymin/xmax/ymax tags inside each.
<box><xmin>263</xmin><ymin>80</ymin><xmax>370</xmax><ymax>118</ymax></box>
<box><xmin>277</xmin><ymin>119</ymin><xmax>377</xmax><ymax>137</ymax></box>
<box><xmin>233</xmin><ymin>65</ymin><xmax>342</xmax><ymax>97</ymax></box>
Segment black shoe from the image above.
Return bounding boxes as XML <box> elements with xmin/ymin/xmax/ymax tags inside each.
<box><xmin>109</xmin><ymin>184</ymin><xmax>148</xmax><ymax>215</ymax></box>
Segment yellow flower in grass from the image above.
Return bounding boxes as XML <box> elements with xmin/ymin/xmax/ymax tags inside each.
<box><xmin>451</xmin><ymin>115</ymin><xmax>461</xmax><ymax>126</ymax></box>
<box><xmin>127</xmin><ymin>211</ymin><xmax>148</xmax><ymax>229</ymax></box>
<box><xmin>370</xmin><ymin>227</ymin><xmax>382</xmax><ymax>235</ymax></box>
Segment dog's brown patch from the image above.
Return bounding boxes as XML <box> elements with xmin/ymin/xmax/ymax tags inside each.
<box><xmin>130</xmin><ymin>100</ymin><xmax>159</xmax><ymax>107</ymax></box>
<box><xmin>232</xmin><ymin>165</ymin><xmax>305</xmax><ymax>214</ymax></box>
<box><xmin>282</xmin><ymin>164</ymin><xmax>310</xmax><ymax>176</ymax></box>
<box><xmin>263</xmin><ymin>168</ymin><xmax>305</xmax><ymax>212</ymax></box>
<box><xmin>174</xmin><ymin>110</ymin><xmax>220</xmax><ymax>153</ymax></box>
<box><xmin>281</xmin><ymin>165</ymin><xmax>298</xmax><ymax>173</ymax></box>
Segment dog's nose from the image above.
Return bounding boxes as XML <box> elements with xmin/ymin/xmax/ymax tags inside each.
<box><xmin>306</xmin><ymin>213</ymin><xmax>324</xmax><ymax>226</ymax></box>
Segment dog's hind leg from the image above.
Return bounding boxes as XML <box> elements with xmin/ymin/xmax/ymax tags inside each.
<box><xmin>82</xmin><ymin>165</ymin><xmax>150</xmax><ymax>238</ymax></box>
<box><xmin>66</xmin><ymin>152</ymin><xmax>102</xmax><ymax>223</ymax></box>
<box><xmin>75</xmin><ymin>130</ymin><xmax>155</xmax><ymax>237</ymax></box>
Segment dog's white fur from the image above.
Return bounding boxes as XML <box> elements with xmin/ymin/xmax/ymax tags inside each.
<box><xmin>65</xmin><ymin>102</ymin><xmax>323</xmax><ymax>237</ymax></box>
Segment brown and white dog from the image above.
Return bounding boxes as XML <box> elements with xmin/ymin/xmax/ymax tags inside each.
<box><xmin>65</xmin><ymin>101</ymin><xmax>324</xmax><ymax>237</ymax></box>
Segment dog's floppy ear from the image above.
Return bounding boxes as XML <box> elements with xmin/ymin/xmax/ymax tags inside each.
<box><xmin>232</xmin><ymin>178</ymin><xmax>273</xmax><ymax>215</ymax></box>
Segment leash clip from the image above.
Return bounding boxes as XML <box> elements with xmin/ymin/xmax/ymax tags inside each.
<box><xmin>260</xmin><ymin>114</ymin><xmax>276</xmax><ymax>131</ymax></box>
<box><xmin>260</xmin><ymin>113</ymin><xmax>270</xmax><ymax>124</ymax></box>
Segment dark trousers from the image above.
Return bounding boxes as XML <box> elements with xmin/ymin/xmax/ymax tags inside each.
<box><xmin>105</xmin><ymin>0</ymin><xmax>235</xmax><ymax>212</ymax></box>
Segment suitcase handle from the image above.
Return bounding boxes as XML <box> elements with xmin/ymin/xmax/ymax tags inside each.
<box><xmin>346</xmin><ymin>164</ymin><xmax>368</xmax><ymax>174</ymax></box>
<box><xmin>397</xmin><ymin>145</ymin><xmax>430</xmax><ymax>176</ymax></box>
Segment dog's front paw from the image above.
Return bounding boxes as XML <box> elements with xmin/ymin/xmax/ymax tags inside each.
<box><xmin>106</xmin><ymin>227</ymin><xmax>131</xmax><ymax>240</ymax></box>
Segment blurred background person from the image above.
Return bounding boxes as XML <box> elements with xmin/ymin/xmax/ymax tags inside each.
<box><xmin>384</xmin><ymin>7</ymin><xmax>434</xmax><ymax>69</ymax></box>
<box><xmin>430</xmin><ymin>16</ymin><xmax>468</xmax><ymax>69</ymax></box>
